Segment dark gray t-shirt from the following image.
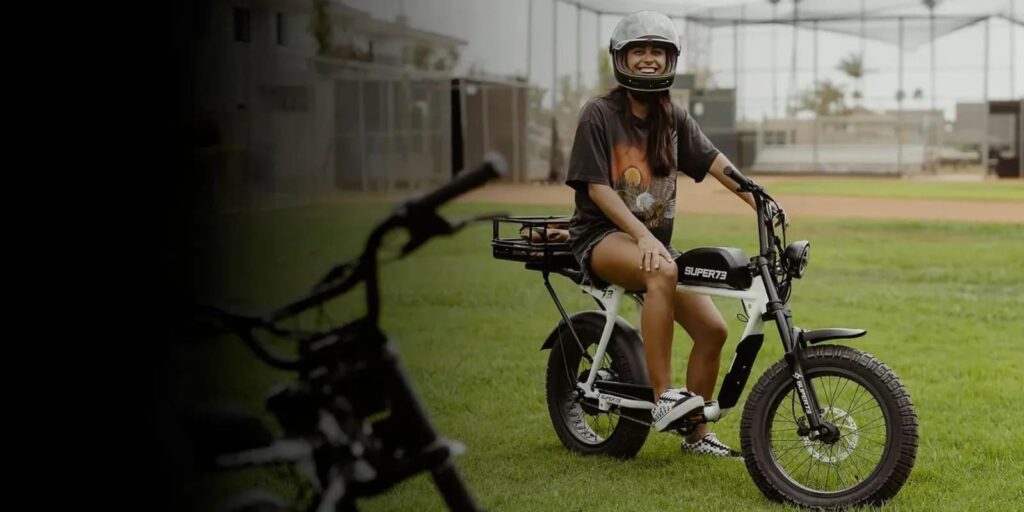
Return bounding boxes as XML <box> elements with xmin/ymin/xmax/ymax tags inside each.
<box><xmin>565</xmin><ymin>95</ymin><xmax>720</xmax><ymax>276</ymax></box>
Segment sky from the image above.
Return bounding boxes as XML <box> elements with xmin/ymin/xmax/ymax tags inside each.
<box><xmin>339</xmin><ymin>0</ymin><xmax>1024</xmax><ymax>120</ymax></box>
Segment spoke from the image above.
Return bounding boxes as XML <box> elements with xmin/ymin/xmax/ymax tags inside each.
<box><xmin>846</xmin><ymin>386</ymin><xmax>882</xmax><ymax>418</ymax></box>
<box><xmin>848</xmin><ymin>414</ymin><xmax>887</xmax><ymax>432</ymax></box>
<box><xmin>831</xmin><ymin>452</ymin><xmax>847</xmax><ymax>487</ymax></box>
<box><xmin>829</xmin><ymin>401</ymin><xmax>882</xmax><ymax>429</ymax></box>
<box><xmin>847</xmin><ymin>445</ymin><xmax>883</xmax><ymax>475</ymax></box>
<box><xmin>804</xmin><ymin>448</ymin><xmax>815</xmax><ymax>484</ymax></box>
<box><xmin>773</xmin><ymin>438</ymin><xmax>809</xmax><ymax>461</ymax></box>
<box><xmin>844</xmin><ymin>383</ymin><xmax>868</xmax><ymax>418</ymax></box>
<box><xmin>786</xmin><ymin>448</ymin><xmax>817</xmax><ymax>480</ymax></box>
<box><xmin>842</xmin><ymin>447</ymin><xmax>864</xmax><ymax>479</ymax></box>
<box><xmin>771</xmin><ymin>427</ymin><xmax>802</xmax><ymax>435</ymax></box>
<box><xmin>815</xmin><ymin>450</ymin><xmax>831</xmax><ymax>489</ymax></box>
<box><xmin>832</xmin><ymin>374</ymin><xmax>854</xmax><ymax>409</ymax></box>
<box><xmin>847</xmin><ymin>431</ymin><xmax>888</xmax><ymax>450</ymax></box>
<box><xmin>821</xmin><ymin>375</ymin><xmax>838</xmax><ymax>408</ymax></box>
<box><xmin>845</xmin><ymin>397</ymin><xmax>885</xmax><ymax>419</ymax></box>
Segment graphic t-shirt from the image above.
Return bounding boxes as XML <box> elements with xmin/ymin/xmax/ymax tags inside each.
<box><xmin>565</xmin><ymin>95</ymin><xmax>720</xmax><ymax>267</ymax></box>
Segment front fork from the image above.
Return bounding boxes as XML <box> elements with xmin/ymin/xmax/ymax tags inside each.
<box><xmin>756</xmin><ymin>259</ymin><xmax>830</xmax><ymax>439</ymax></box>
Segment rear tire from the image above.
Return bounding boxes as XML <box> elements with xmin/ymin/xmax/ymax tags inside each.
<box><xmin>545</xmin><ymin>314</ymin><xmax>650</xmax><ymax>459</ymax></box>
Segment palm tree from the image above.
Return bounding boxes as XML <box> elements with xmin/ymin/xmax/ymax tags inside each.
<box><xmin>799</xmin><ymin>79</ymin><xmax>847</xmax><ymax>116</ymax></box>
<box><xmin>837</xmin><ymin>53</ymin><xmax>864</xmax><ymax>108</ymax></box>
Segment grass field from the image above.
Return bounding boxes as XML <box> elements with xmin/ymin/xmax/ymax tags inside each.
<box><xmin>180</xmin><ymin>200</ymin><xmax>1024</xmax><ymax>511</ymax></box>
<box><xmin>762</xmin><ymin>178</ymin><xmax>1024</xmax><ymax>202</ymax></box>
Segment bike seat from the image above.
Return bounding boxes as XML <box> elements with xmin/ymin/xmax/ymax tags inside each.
<box><xmin>675</xmin><ymin>247</ymin><xmax>753</xmax><ymax>290</ymax></box>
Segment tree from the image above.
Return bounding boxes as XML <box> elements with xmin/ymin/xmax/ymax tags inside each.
<box><xmin>837</xmin><ymin>52</ymin><xmax>864</xmax><ymax>80</ymax></box>
<box><xmin>798</xmin><ymin>79</ymin><xmax>848</xmax><ymax>116</ymax></box>
<box><xmin>837</xmin><ymin>52</ymin><xmax>865</xmax><ymax>107</ymax></box>
<box><xmin>411</xmin><ymin>44</ymin><xmax>432</xmax><ymax>70</ymax></box>
<box><xmin>309</xmin><ymin>0</ymin><xmax>333</xmax><ymax>57</ymax></box>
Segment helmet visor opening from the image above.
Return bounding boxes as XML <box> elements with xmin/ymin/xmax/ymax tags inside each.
<box><xmin>614</xmin><ymin>41</ymin><xmax>678</xmax><ymax>81</ymax></box>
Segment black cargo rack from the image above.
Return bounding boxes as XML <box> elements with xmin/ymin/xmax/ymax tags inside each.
<box><xmin>491</xmin><ymin>216</ymin><xmax>580</xmax><ymax>278</ymax></box>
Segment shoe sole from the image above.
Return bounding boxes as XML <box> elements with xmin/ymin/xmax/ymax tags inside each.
<box><xmin>680</xmin><ymin>446</ymin><xmax>744</xmax><ymax>459</ymax></box>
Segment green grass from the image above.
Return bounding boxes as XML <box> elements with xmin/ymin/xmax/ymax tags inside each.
<box><xmin>760</xmin><ymin>178</ymin><xmax>1024</xmax><ymax>202</ymax></box>
<box><xmin>180</xmin><ymin>201</ymin><xmax>1024</xmax><ymax>511</ymax></box>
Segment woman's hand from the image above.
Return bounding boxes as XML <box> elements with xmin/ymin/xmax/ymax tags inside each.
<box><xmin>637</xmin><ymin>234</ymin><xmax>674</xmax><ymax>272</ymax></box>
<box><xmin>768</xmin><ymin>202</ymin><xmax>790</xmax><ymax>228</ymax></box>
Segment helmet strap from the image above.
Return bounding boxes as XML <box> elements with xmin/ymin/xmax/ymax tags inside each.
<box><xmin>628</xmin><ymin>89</ymin><xmax>661</xmax><ymax>104</ymax></box>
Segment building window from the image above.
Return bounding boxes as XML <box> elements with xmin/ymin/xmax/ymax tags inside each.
<box><xmin>263</xmin><ymin>86</ymin><xmax>310</xmax><ymax>112</ymax></box>
<box><xmin>765</xmin><ymin>130</ymin><xmax>788</xmax><ymax>146</ymax></box>
<box><xmin>276</xmin><ymin>12</ymin><xmax>286</xmax><ymax>45</ymax></box>
<box><xmin>234</xmin><ymin>7</ymin><xmax>251</xmax><ymax>42</ymax></box>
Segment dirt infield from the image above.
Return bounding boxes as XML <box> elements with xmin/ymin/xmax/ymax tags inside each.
<box><xmin>456</xmin><ymin>178</ymin><xmax>1024</xmax><ymax>224</ymax></box>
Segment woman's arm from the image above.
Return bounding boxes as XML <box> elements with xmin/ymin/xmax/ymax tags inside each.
<box><xmin>707</xmin><ymin>153</ymin><xmax>756</xmax><ymax>211</ymax></box>
<box><xmin>587</xmin><ymin>183</ymin><xmax>674</xmax><ymax>272</ymax></box>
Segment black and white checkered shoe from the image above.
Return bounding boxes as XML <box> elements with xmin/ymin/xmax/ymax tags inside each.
<box><xmin>681</xmin><ymin>432</ymin><xmax>742</xmax><ymax>458</ymax></box>
<box><xmin>652</xmin><ymin>388</ymin><xmax>704</xmax><ymax>432</ymax></box>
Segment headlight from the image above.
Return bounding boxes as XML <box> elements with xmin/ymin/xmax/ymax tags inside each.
<box><xmin>783</xmin><ymin>240</ymin><xmax>810</xmax><ymax>278</ymax></box>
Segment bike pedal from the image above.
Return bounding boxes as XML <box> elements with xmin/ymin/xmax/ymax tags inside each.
<box><xmin>702</xmin><ymin>400</ymin><xmax>722</xmax><ymax>423</ymax></box>
<box><xmin>665</xmin><ymin>402</ymin><xmax>722</xmax><ymax>435</ymax></box>
<box><xmin>671</xmin><ymin>423</ymin><xmax>699</xmax><ymax>437</ymax></box>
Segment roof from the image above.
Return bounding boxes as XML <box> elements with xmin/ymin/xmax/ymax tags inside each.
<box><xmin>565</xmin><ymin>0</ymin><xmax>1022</xmax><ymax>48</ymax></box>
<box><xmin>330</xmin><ymin>2</ymin><xmax>467</xmax><ymax>47</ymax></box>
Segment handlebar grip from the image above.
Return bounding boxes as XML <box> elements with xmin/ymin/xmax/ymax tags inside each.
<box><xmin>724</xmin><ymin>166</ymin><xmax>759</xmax><ymax>192</ymax></box>
<box><xmin>411</xmin><ymin>152</ymin><xmax>508</xmax><ymax>211</ymax></box>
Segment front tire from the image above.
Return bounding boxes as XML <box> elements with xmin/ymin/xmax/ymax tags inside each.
<box><xmin>740</xmin><ymin>345</ymin><xmax>918</xmax><ymax>508</ymax></box>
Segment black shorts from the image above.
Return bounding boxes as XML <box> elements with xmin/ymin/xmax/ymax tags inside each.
<box><xmin>573</xmin><ymin>227</ymin><xmax>681</xmax><ymax>289</ymax></box>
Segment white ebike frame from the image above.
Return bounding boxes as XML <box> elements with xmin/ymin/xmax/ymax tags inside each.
<box><xmin>576</xmin><ymin>278</ymin><xmax>770</xmax><ymax>422</ymax></box>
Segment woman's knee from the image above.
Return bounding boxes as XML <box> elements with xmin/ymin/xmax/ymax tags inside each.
<box><xmin>695</xmin><ymin>319</ymin><xmax>729</xmax><ymax>350</ymax></box>
<box><xmin>644</xmin><ymin>260</ymin><xmax>678</xmax><ymax>291</ymax></box>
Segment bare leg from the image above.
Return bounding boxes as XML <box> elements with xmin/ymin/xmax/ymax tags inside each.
<box><xmin>672</xmin><ymin>291</ymin><xmax>729</xmax><ymax>442</ymax></box>
<box><xmin>590</xmin><ymin>232</ymin><xmax>678</xmax><ymax>400</ymax></box>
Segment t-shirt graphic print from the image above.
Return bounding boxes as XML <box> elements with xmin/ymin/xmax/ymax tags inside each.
<box><xmin>610</xmin><ymin>142</ymin><xmax>676</xmax><ymax>242</ymax></box>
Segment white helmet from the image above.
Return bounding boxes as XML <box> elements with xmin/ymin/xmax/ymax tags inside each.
<box><xmin>609</xmin><ymin>11</ymin><xmax>681</xmax><ymax>91</ymax></box>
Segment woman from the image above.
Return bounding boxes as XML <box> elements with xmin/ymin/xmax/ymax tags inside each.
<box><xmin>565</xmin><ymin>10</ymin><xmax>758</xmax><ymax>458</ymax></box>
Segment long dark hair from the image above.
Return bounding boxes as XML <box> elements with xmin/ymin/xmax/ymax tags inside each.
<box><xmin>605</xmin><ymin>86</ymin><xmax>676</xmax><ymax>177</ymax></box>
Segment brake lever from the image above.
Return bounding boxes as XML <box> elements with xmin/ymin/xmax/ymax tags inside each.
<box><xmin>766</xmin><ymin>200</ymin><xmax>789</xmax><ymax>229</ymax></box>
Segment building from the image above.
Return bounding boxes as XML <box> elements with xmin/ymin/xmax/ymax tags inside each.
<box><xmin>192</xmin><ymin>0</ymin><xmax>474</xmax><ymax>210</ymax></box>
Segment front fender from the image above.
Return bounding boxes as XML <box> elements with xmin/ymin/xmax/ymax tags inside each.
<box><xmin>799</xmin><ymin>328</ymin><xmax>866</xmax><ymax>345</ymax></box>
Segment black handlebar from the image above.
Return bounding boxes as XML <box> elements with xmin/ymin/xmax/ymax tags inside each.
<box><xmin>196</xmin><ymin>154</ymin><xmax>510</xmax><ymax>370</ymax></box>
<box><xmin>724</xmin><ymin>166</ymin><xmax>761</xmax><ymax>193</ymax></box>
<box><xmin>721</xmin><ymin>167</ymin><xmax>789</xmax><ymax>262</ymax></box>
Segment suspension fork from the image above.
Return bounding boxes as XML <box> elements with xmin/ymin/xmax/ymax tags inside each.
<box><xmin>756</xmin><ymin>258</ymin><xmax>828</xmax><ymax>436</ymax></box>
